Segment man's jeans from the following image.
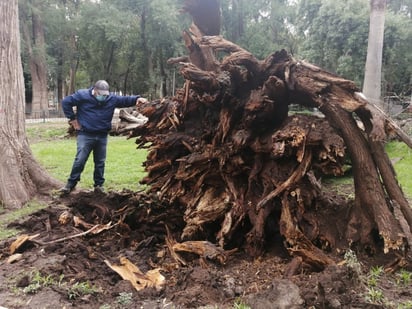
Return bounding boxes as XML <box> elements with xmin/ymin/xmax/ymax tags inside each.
<box><xmin>67</xmin><ymin>132</ymin><xmax>108</xmax><ymax>188</ymax></box>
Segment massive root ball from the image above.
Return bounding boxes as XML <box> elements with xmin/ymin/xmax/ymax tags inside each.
<box><xmin>117</xmin><ymin>0</ymin><xmax>412</xmax><ymax>271</ymax></box>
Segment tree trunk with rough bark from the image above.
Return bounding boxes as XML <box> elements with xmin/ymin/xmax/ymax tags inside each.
<box><xmin>20</xmin><ymin>0</ymin><xmax>49</xmax><ymax>117</ymax></box>
<box><xmin>0</xmin><ymin>0</ymin><xmax>62</xmax><ymax>209</ymax></box>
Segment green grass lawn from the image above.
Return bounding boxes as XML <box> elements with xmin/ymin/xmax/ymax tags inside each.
<box><xmin>0</xmin><ymin>121</ymin><xmax>409</xmax><ymax>242</ymax></box>
<box><xmin>0</xmin><ymin>200</ymin><xmax>48</xmax><ymax>239</ymax></box>
<box><xmin>27</xmin><ymin>122</ymin><xmax>147</xmax><ymax>191</ymax></box>
<box><xmin>385</xmin><ymin>140</ymin><xmax>412</xmax><ymax>199</ymax></box>
<box><xmin>311</xmin><ymin>140</ymin><xmax>412</xmax><ymax>201</ymax></box>
<box><xmin>26</xmin><ymin>122</ymin><xmax>411</xmax><ymax>197</ymax></box>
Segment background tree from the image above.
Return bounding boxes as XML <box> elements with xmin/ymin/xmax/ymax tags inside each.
<box><xmin>42</xmin><ymin>0</ymin><xmax>81</xmax><ymax>103</ymax></box>
<box><xmin>39</xmin><ymin>0</ymin><xmax>184</xmax><ymax>100</ymax></box>
<box><xmin>363</xmin><ymin>0</ymin><xmax>387</xmax><ymax>109</ymax></box>
<box><xmin>19</xmin><ymin>0</ymin><xmax>49</xmax><ymax>117</ymax></box>
<box><xmin>296</xmin><ymin>0</ymin><xmax>369</xmax><ymax>86</ymax></box>
<box><xmin>384</xmin><ymin>0</ymin><xmax>412</xmax><ymax>107</ymax></box>
<box><xmin>16</xmin><ymin>0</ymin><xmax>412</xmax><ymax>116</ymax></box>
<box><xmin>381</xmin><ymin>9</ymin><xmax>412</xmax><ymax>102</ymax></box>
<box><xmin>127</xmin><ymin>0</ymin><xmax>184</xmax><ymax>98</ymax></box>
<box><xmin>0</xmin><ymin>0</ymin><xmax>61</xmax><ymax>209</ymax></box>
<box><xmin>295</xmin><ymin>0</ymin><xmax>411</xmax><ymax>110</ymax></box>
<box><xmin>388</xmin><ymin>0</ymin><xmax>412</xmax><ymax>16</ymax></box>
<box><xmin>221</xmin><ymin>0</ymin><xmax>298</xmax><ymax>59</ymax></box>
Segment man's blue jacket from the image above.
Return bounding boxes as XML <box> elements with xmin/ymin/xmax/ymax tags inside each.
<box><xmin>62</xmin><ymin>87</ymin><xmax>140</xmax><ymax>134</ymax></box>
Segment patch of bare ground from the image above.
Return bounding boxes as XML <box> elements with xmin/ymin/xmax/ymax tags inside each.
<box><xmin>0</xmin><ymin>189</ymin><xmax>411</xmax><ymax>309</ymax></box>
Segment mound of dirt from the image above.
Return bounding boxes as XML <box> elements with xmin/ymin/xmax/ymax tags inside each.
<box><xmin>0</xmin><ymin>190</ymin><xmax>411</xmax><ymax>309</ymax></box>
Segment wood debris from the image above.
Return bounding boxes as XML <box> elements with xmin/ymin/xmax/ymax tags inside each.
<box><xmin>112</xmin><ymin>0</ymin><xmax>412</xmax><ymax>269</ymax></box>
<box><xmin>9</xmin><ymin>234</ymin><xmax>39</xmax><ymax>254</ymax></box>
<box><xmin>105</xmin><ymin>257</ymin><xmax>165</xmax><ymax>291</ymax></box>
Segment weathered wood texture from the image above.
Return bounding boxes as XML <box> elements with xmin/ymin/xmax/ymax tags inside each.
<box><xmin>126</xmin><ymin>0</ymin><xmax>412</xmax><ymax>270</ymax></box>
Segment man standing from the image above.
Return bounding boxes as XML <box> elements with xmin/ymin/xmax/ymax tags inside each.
<box><xmin>60</xmin><ymin>80</ymin><xmax>147</xmax><ymax>194</ymax></box>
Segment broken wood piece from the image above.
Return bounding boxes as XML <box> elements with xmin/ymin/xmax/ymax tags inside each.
<box><xmin>9</xmin><ymin>234</ymin><xmax>40</xmax><ymax>254</ymax></box>
<box><xmin>105</xmin><ymin>256</ymin><xmax>165</xmax><ymax>291</ymax></box>
<box><xmin>118</xmin><ymin>109</ymin><xmax>148</xmax><ymax>125</ymax></box>
<box><xmin>165</xmin><ymin>226</ymin><xmax>187</xmax><ymax>266</ymax></box>
<box><xmin>58</xmin><ymin>210</ymin><xmax>73</xmax><ymax>225</ymax></box>
<box><xmin>166</xmin><ymin>225</ymin><xmax>235</xmax><ymax>265</ymax></box>
<box><xmin>73</xmin><ymin>216</ymin><xmax>94</xmax><ymax>230</ymax></box>
<box><xmin>280</xmin><ymin>195</ymin><xmax>335</xmax><ymax>271</ymax></box>
<box><xmin>7</xmin><ymin>253</ymin><xmax>23</xmax><ymax>264</ymax></box>
<box><xmin>172</xmin><ymin>240</ymin><xmax>232</xmax><ymax>265</ymax></box>
<box><xmin>35</xmin><ymin>222</ymin><xmax>117</xmax><ymax>245</ymax></box>
<box><xmin>257</xmin><ymin>151</ymin><xmax>312</xmax><ymax>209</ymax></box>
<box><xmin>355</xmin><ymin>93</ymin><xmax>412</xmax><ymax>148</ymax></box>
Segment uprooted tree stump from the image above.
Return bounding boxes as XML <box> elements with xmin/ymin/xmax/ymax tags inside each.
<box><xmin>119</xmin><ymin>0</ymin><xmax>412</xmax><ymax>272</ymax></box>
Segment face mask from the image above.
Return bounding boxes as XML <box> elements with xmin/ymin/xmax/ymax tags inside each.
<box><xmin>96</xmin><ymin>95</ymin><xmax>107</xmax><ymax>102</ymax></box>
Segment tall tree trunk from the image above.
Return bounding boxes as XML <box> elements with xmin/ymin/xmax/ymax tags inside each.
<box><xmin>68</xmin><ymin>33</ymin><xmax>79</xmax><ymax>95</ymax></box>
<box><xmin>123</xmin><ymin>46</ymin><xmax>137</xmax><ymax>94</ymax></box>
<box><xmin>0</xmin><ymin>0</ymin><xmax>61</xmax><ymax>209</ymax></box>
<box><xmin>231</xmin><ymin>0</ymin><xmax>244</xmax><ymax>42</ymax></box>
<box><xmin>140</xmin><ymin>5</ymin><xmax>153</xmax><ymax>98</ymax></box>
<box><xmin>57</xmin><ymin>50</ymin><xmax>64</xmax><ymax>111</ymax></box>
<box><xmin>20</xmin><ymin>0</ymin><xmax>49</xmax><ymax>117</ymax></box>
<box><xmin>159</xmin><ymin>50</ymin><xmax>168</xmax><ymax>97</ymax></box>
<box><xmin>362</xmin><ymin>0</ymin><xmax>386</xmax><ymax>109</ymax></box>
<box><xmin>106</xmin><ymin>42</ymin><xmax>116</xmax><ymax>78</ymax></box>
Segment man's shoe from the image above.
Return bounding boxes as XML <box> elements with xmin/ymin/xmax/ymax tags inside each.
<box><xmin>94</xmin><ymin>185</ymin><xmax>105</xmax><ymax>193</ymax></box>
<box><xmin>59</xmin><ymin>183</ymin><xmax>74</xmax><ymax>195</ymax></box>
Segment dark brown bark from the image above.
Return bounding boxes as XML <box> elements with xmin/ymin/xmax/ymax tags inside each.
<box><xmin>284</xmin><ymin>60</ymin><xmax>408</xmax><ymax>251</ymax></box>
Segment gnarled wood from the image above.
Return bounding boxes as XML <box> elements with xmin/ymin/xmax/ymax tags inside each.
<box><xmin>122</xmin><ymin>1</ymin><xmax>412</xmax><ymax>270</ymax></box>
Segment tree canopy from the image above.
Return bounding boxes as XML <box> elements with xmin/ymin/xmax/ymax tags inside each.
<box><xmin>19</xmin><ymin>0</ymin><xmax>412</xmax><ymax>109</ymax></box>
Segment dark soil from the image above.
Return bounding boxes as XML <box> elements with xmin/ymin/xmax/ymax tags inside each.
<box><xmin>1</xmin><ymin>188</ymin><xmax>411</xmax><ymax>309</ymax></box>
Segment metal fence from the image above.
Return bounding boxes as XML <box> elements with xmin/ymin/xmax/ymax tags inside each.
<box><xmin>383</xmin><ymin>96</ymin><xmax>411</xmax><ymax>117</ymax></box>
<box><xmin>25</xmin><ymin>109</ymin><xmax>67</xmax><ymax>123</ymax></box>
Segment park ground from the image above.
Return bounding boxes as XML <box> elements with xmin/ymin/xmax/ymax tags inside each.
<box><xmin>0</xmin><ymin>118</ymin><xmax>412</xmax><ymax>309</ymax></box>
